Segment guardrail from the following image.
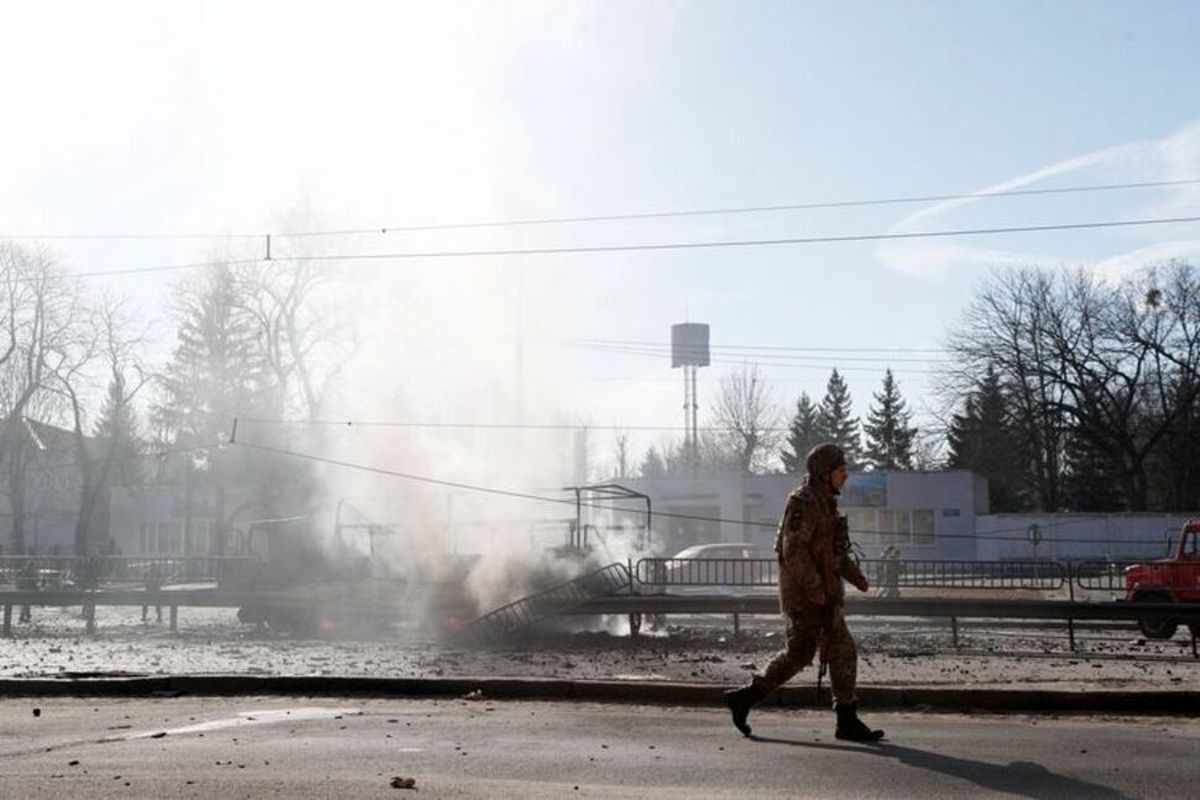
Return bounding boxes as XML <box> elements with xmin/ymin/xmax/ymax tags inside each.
<box><xmin>1</xmin><ymin>580</ymin><xmax>1197</xmax><ymax>657</ymax></box>
<box><xmin>568</xmin><ymin>594</ymin><xmax>1200</xmax><ymax>657</ymax></box>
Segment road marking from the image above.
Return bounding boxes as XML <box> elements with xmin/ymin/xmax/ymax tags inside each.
<box><xmin>125</xmin><ymin>707</ymin><xmax>364</xmax><ymax>739</ymax></box>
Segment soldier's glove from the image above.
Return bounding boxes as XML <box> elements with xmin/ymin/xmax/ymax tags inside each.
<box><xmin>851</xmin><ymin>575</ymin><xmax>870</xmax><ymax>593</ymax></box>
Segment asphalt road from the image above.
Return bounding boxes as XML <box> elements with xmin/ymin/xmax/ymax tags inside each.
<box><xmin>1</xmin><ymin>696</ymin><xmax>1196</xmax><ymax>798</ymax></box>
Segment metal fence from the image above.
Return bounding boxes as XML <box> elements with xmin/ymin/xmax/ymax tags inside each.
<box><xmin>1072</xmin><ymin>560</ymin><xmax>1142</xmax><ymax>592</ymax></box>
<box><xmin>634</xmin><ymin>558</ymin><xmax>1067</xmax><ymax>591</ymax></box>
<box><xmin>0</xmin><ymin>555</ymin><xmax>262</xmax><ymax>588</ymax></box>
<box><xmin>887</xmin><ymin>559</ymin><xmax>1067</xmax><ymax>590</ymax></box>
<box><xmin>635</xmin><ymin>557</ymin><xmax>777</xmax><ymax>587</ymax></box>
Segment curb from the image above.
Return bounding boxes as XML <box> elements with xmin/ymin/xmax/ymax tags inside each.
<box><xmin>1</xmin><ymin>675</ymin><xmax>1197</xmax><ymax>715</ymax></box>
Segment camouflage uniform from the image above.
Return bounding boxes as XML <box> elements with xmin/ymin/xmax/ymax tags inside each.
<box><xmin>724</xmin><ymin>442</ymin><xmax>883</xmax><ymax>741</ymax></box>
<box><xmin>759</xmin><ymin>480</ymin><xmax>865</xmax><ymax>706</ymax></box>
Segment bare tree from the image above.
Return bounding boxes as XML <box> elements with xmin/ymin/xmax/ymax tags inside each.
<box><xmin>1118</xmin><ymin>263</ymin><xmax>1200</xmax><ymax>508</ymax></box>
<box><xmin>711</xmin><ymin>363</ymin><xmax>782</xmax><ymax>473</ymax></box>
<box><xmin>948</xmin><ymin>268</ymin><xmax>1070</xmax><ymax>510</ymax></box>
<box><xmin>612</xmin><ymin>430</ymin><xmax>631</xmax><ymax>479</ymax></box>
<box><xmin>0</xmin><ymin>243</ymin><xmax>79</xmax><ymax>553</ymax></box>
<box><xmin>234</xmin><ymin>250</ymin><xmax>356</xmax><ymax>422</ymax></box>
<box><xmin>947</xmin><ymin>263</ymin><xmax>1200</xmax><ymax>511</ymax></box>
<box><xmin>49</xmin><ymin>296</ymin><xmax>151</xmax><ymax>554</ymax></box>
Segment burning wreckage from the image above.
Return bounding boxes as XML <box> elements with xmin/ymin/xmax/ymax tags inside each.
<box><xmin>224</xmin><ymin>490</ymin><xmax>648</xmax><ymax>638</ymax></box>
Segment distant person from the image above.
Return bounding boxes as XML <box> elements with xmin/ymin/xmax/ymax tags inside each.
<box><xmin>142</xmin><ymin>562</ymin><xmax>164</xmax><ymax>623</ymax></box>
<box><xmin>17</xmin><ymin>552</ymin><xmax>39</xmax><ymax>623</ymax></box>
<box><xmin>879</xmin><ymin>545</ymin><xmax>904</xmax><ymax>599</ymax></box>
<box><xmin>724</xmin><ymin>443</ymin><xmax>883</xmax><ymax>741</ymax></box>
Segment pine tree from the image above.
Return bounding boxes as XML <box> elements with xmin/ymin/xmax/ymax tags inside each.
<box><xmin>946</xmin><ymin>393</ymin><xmax>979</xmax><ymax>468</ymax></box>
<box><xmin>816</xmin><ymin>369</ymin><xmax>861</xmax><ymax>468</ymax></box>
<box><xmin>780</xmin><ymin>392</ymin><xmax>822</xmax><ymax>473</ymax></box>
<box><xmin>1062</xmin><ymin>427</ymin><xmax>1124</xmax><ymax>511</ymax></box>
<box><xmin>93</xmin><ymin>374</ymin><xmax>143</xmax><ymax>487</ymax></box>
<box><xmin>863</xmin><ymin>369</ymin><xmax>917</xmax><ymax>470</ymax></box>
<box><xmin>153</xmin><ymin>264</ymin><xmax>273</xmax><ymax>449</ymax></box>
<box><xmin>151</xmin><ymin>264</ymin><xmax>277</xmax><ymax>554</ymax></box>
<box><xmin>639</xmin><ymin>446</ymin><xmax>667</xmax><ymax>478</ymax></box>
<box><xmin>946</xmin><ymin>366</ymin><xmax>1027</xmax><ymax>511</ymax></box>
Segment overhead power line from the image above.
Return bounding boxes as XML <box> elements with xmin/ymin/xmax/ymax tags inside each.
<box><xmin>42</xmin><ymin>213</ymin><xmax>1200</xmax><ymax>282</ymax></box>
<box><xmin>569</xmin><ymin>338</ymin><xmax>951</xmax><ymax>355</ymax></box>
<box><xmin>300</xmin><ymin>177</ymin><xmax>1200</xmax><ymax>237</ymax></box>
<box><xmin>568</xmin><ymin>340</ymin><xmax>947</xmax><ymax>365</ymax></box>
<box><xmin>6</xmin><ymin>176</ymin><xmax>1198</xmax><ymax>241</ymax></box>
<box><xmin>572</xmin><ymin>342</ymin><xmax>942</xmax><ymax>375</ymax></box>
<box><xmin>240</xmin><ymin>417</ymin><xmax>791</xmax><ymax>433</ymax></box>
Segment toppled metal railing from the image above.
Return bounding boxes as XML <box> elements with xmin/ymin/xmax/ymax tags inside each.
<box><xmin>461</xmin><ymin>562</ymin><xmax>632</xmax><ymax>640</ymax></box>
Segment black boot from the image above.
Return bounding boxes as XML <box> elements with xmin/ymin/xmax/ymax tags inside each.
<box><xmin>723</xmin><ymin>679</ymin><xmax>768</xmax><ymax>737</ymax></box>
<box><xmin>835</xmin><ymin>702</ymin><xmax>884</xmax><ymax>742</ymax></box>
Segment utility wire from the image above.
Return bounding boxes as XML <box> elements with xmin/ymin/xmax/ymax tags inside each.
<box><xmin>246</xmin><ymin>214</ymin><xmax>1200</xmax><ymax>260</ymax></box>
<box><xmin>8</xmin><ymin>176</ymin><xmax>1197</xmax><ymax>241</ymax></box>
<box><xmin>569</xmin><ymin>337</ymin><xmax>951</xmax><ymax>355</ymax></box>
<box><xmin>231</xmin><ymin>438</ymin><xmax>1174</xmax><ymax>547</ymax></box>
<box><xmin>239</xmin><ymin>417</ymin><xmax>791</xmax><ymax>433</ymax></box>
<box><xmin>300</xmin><ymin>177</ymin><xmax>1200</xmax><ymax>237</ymax></box>
<box><xmin>29</xmin><ymin>212</ymin><xmax>1200</xmax><ymax>282</ymax></box>
<box><xmin>572</xmin><ymin>342</ymin><xmax>942</xmax><ymax>375</ymax></box>
<box><xmin>569</xmin><ymin>341</ymin><xmax>947</xmax><ymax>365</ymax></box>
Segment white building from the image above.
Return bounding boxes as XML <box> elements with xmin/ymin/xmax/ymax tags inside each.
<box><xmin>611</xmin><ymin>469</ymin><xmax>987</xmax><ymax>560</ymax></box>
<box><xmin>604</xmin><ymin>469</ymin><xmax>1193</xmax><ymax>561</ymax></box>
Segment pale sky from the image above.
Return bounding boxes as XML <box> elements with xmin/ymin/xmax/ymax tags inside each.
<box><xmin>3</xmin><ymin>1</ymin><xmax>1200</xmax><ymax>474</ymax></box>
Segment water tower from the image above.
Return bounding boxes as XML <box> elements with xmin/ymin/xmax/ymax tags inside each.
<box><xmin>671</xmin><ymin>323</ymin><xmax>710</xmax><ymax>468</ymax></box>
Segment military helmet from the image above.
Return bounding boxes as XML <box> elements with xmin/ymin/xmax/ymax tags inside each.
<box><xmin>805</xmin><ymin>442</ymin><xmax>846</xmax><ymax>479</ymax></box>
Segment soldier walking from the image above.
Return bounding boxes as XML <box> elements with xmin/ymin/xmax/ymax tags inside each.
<box><xmin>724</xmin><ymin>443</ymin><xmax>884</xmax><ymax>741</ymax></box>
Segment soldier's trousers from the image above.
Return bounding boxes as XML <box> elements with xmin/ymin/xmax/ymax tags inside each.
<box><xmin>757</xmin><ymin>605</ymin><xmax>857</xmax><ymax>706</ymax></box>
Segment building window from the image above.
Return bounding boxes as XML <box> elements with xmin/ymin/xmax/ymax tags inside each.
<box><xmin>156</xmin><ymin>521</ymin><xmax>181</xmax><ymax>554</ymax></box>
<box><xmin>846</xmin><ymin>508</ymin><xmax>878</xmax><ymax>546</ymax></box>
<box><xmin>879</xmin><ymin>509</ymin><xmax>912</xmax><ymax>545</ymax></box>
<box><xmin>913</xmin><ymin>509</ymin><xmax>935</xmax><ymax>545</ymax></box>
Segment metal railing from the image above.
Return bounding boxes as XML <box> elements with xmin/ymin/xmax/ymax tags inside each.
<box><xmin>1072</xmin><ymin>560</ymin><xmax>1142</xmax><ymax>592</ymax></box>
<box><xmin>635</xmin><ymin>557</ymin><xmax>777</xmax><ymax>587</ymax></box>
<box><xmin>0</xmin><ymin>556</ymin><xmax>82</xmax><ymax>588</ymax></box>
<box><xmin>886</xmin><ymin>559</ymin><xmax>1067</xmax><ymax>590</ymax></box>
<box><xmin>634</xmin><ymin>557</ymin><xmax>1066</xmax><ymax>591</ymax></box>
<box><xmin>0</xmin><ymin>555</ymin><xmax>262</xmax><ymax>588</ymax></box>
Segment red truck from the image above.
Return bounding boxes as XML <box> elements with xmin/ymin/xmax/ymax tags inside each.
<box><xmin>1124</xmin><ymin>520</ymin><xmax>1200</xmax><ymax>639</ymax></box>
